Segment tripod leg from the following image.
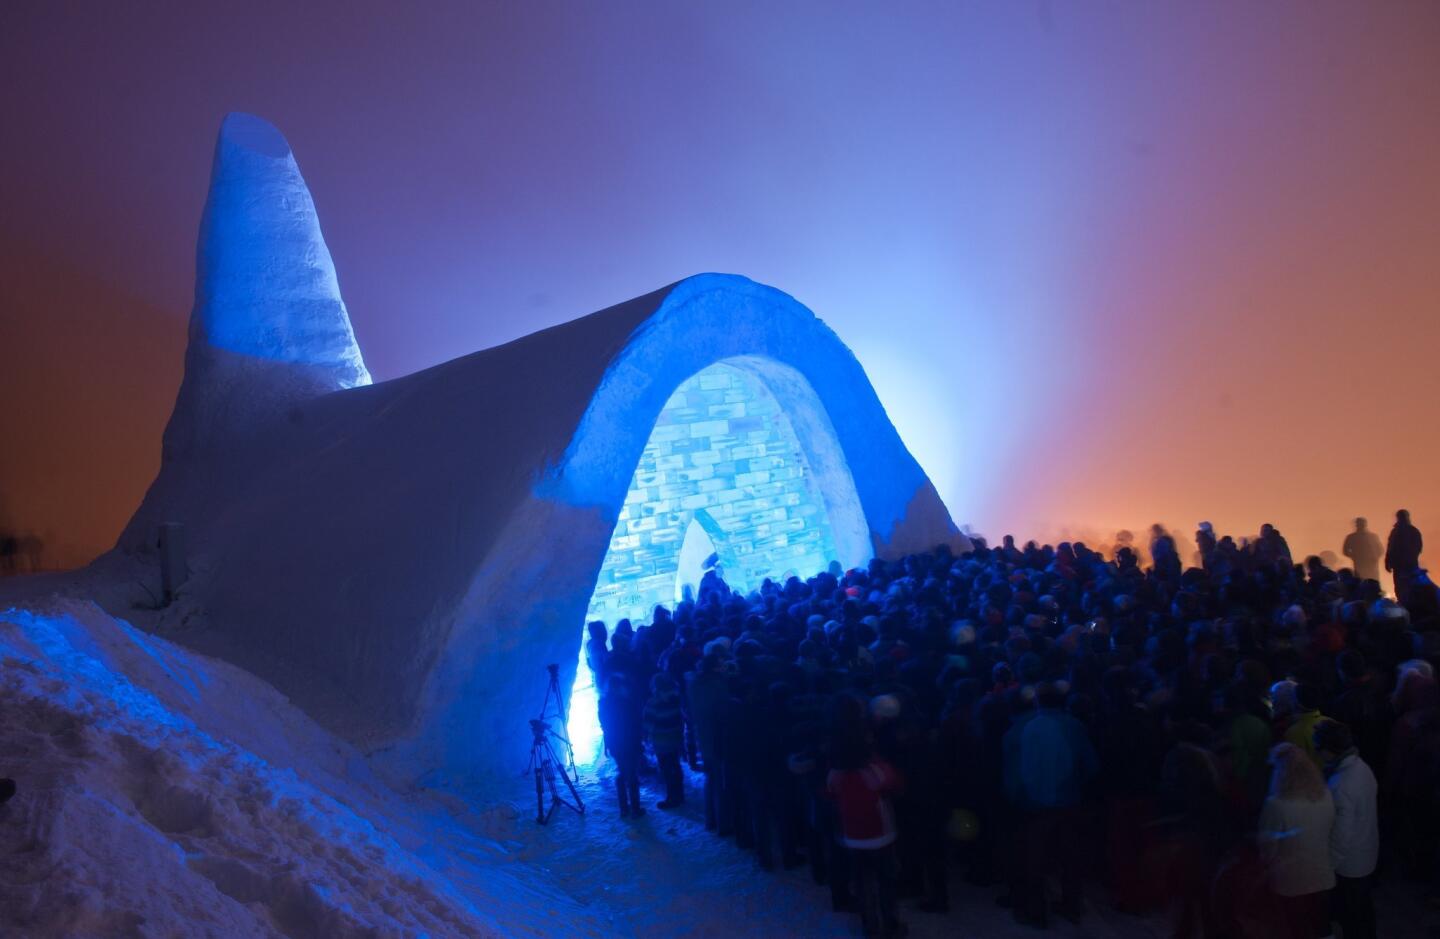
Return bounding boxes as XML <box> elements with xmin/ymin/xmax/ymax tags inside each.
<box><xmin>546</xmin><ymin>674</ymin><xmax>578</xmax><ymax>774</ymax></box>
<box><xmin>545</xmin><ymin>769</ymin><xmax>561</xmax><ymax>824</ymax></box>
<box><xmin>551</xmin><ymin>673</ymin><xmax>570</xmax><ymax>728</ymax></box>
<box><xmin>557</xmin><ymin>751</ymin><xmax>585</xmax><ymax>812</ymax></box>
<box><xmin>533</xmin><ymin>761</ymin><xmax>547</xmax><ymax>825</ymax></box>
<box><xmin>544</xmin><ymin>739</ymin><xmax>586</xmax><ymax>814</ymax></box>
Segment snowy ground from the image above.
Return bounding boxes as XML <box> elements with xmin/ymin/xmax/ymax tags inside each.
<box><xmin>490</xmin><ymin>761</ymin><xmax>1168</xmax><ymax>939</ymax></box>
<box><xmin>1</xmin><ymin>592</ymin><xmax>1435</xmax><ymax>937</ymax></box>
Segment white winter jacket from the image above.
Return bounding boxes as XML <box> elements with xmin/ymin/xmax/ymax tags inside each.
<box><xmin>1259</xmin><ymin>793</ymin><xmax>1336</xmax><ymax>896</ymax></box>
<box><xmin>1327</xmin><ymin>753</ymin><xmax>1379</xmax><ymax>878</ymax></box>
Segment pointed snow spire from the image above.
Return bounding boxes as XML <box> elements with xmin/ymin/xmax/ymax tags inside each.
<box><xmin>119</xmin><ymin>113</ymin><xmax>370</xmax><ymax>549</ymax></box>
<box><xmin>163</xmin><ymin>112</ymin><xmax>371</xmax><ymax>459</ymax></box>
<box><xmin>193</xmin><ymin>111</ymin><xmax>370</xmax><ymax>387</ymax></box>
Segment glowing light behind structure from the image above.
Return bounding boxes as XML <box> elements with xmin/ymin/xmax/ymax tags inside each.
<box><xmin>589</xmin><ymin>361</ymin><xmax>839</xmax><ymax>623</ymax></box>
<box><xmin>567</xmin><ymin>678</ymin><xmax>605</xmax><ymax>767</ymax></box>
<box><xmin>567</xmin><ymin>360</ymin><xmax>842</xmax><ymax>759</ymax></box>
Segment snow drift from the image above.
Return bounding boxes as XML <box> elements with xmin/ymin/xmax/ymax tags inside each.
<box><xmin>0</xmin><ymin>598</ymin><xmax>606</xmax><ymax>938</ymax></box>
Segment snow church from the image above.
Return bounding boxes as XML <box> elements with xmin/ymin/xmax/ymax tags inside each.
<box><xmin>116</xmin><ymin>113</ymin><xmax>965</xmax><ymax>779</ymax></box>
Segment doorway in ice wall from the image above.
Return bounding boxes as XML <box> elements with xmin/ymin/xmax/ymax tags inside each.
<box><xmin>566</xmin><ymin>358</ymin><xmax>861</xmax><ymax>762</ymax></box>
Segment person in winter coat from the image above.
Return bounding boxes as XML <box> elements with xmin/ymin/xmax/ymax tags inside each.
<box><xmin>1386</xmin><ymin>509</ymin><xmax>1424</xmax><ymax>602</ymax></box>
<box><xmin>1385</xmin><ymin>666</ymin><xmax>1440</xmax><ymax>878</ymax></box>
<box><xmin>1002</xmin><ymin>682</ymin><xmax>1099</xmax><ymax>928</ymax></box>
<box><xmin>1330</xmin><ymin>650</ymin><xmax>1390</xmax><ymax>774</ymax></box>
<box><xmin>585</xmin><ymin>621</ymin><xmax>610</xmax><ymax>753</ymax></box>
<box><xmin>687</xmin><ymin>652</ymin><xmax>729</xmax><ymax>830</ymax></box>
<box><xmin>1225</xmin><ymin>680</ymin><xmax>1274</xmax><ymax>814</ymax></box>
<box><xmin>1314</xmin><ymin>720</ymin><xmax>1379</xmax><ymax>939</ymax></box>
<box><xmin>1257</xmin><ymin>524</ymin><xmax>1294</xmax><ymax>568</ymax></box>
<box><xmin>1196</xmin><ymin>521</ymin><xmax>1218</xmax><ymax>569</ymax></box>
<box><xmin>644</xmin><ymin>672</ymin><xmax>686</xmax><ymax>808</ymax></box>
<box><xmin>660</xmin><ymin>625</ymin><xmax>703</xmax><ymax>768</ymax></box>
<box><xmin>1343</xmin><ymin>518</ymin><xmax>1384</xmax><ymax>585</ymax></box>
<box><xmin>584</xmin><ymin>621</ymin><xmax>609</xmax><ymax>686</ymax></box>
<box><xmin>1272</xmin><ymin>680</ymin><xmax>1327</xmax><ymax>768</ymax></box>
<box><xmin>1258</xmin><ymin>743</ymin><xmax>1335</xmax><ymax>939</ymax></box>
<box><xmin>600</xmin><ymin>634</ymin><xmax>647</xmax><ymax>819</ymax></box>
<box><xmin>825</xmin><ymin>694</ymin><xmax>905</xmax><ymax>939</ymax></box>
<box><xmin>1158</xmin><ymin>723</ymin><xmax>1227</xmax><ymax>939</ymax></box>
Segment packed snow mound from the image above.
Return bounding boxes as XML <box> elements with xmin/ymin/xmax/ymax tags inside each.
<box><xmin>0</xmin><ymin>600</ymin><xmax>596</xmax><ymax>938</ymax></box>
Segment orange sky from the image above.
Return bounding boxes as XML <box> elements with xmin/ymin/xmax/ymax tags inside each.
<box><xmin>2</xmin><ymin>2</ymin><xmax>1438</xmax><ymax>572</ymax></box>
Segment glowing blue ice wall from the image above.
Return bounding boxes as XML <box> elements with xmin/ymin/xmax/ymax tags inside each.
<box><xmin>587</xmin><ymin>361</ymin><xmax>841</xmax><ymax>626</ymax></box>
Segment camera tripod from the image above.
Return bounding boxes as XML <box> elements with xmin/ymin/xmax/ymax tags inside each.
<box><xmin>522</xmin><ymin>664</ymin><xmax>585</xmax><ymax>824</ymax></box>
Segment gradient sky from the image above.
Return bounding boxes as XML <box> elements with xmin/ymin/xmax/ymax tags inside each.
<box><xmin>3</xmin><ymin>1</ymin><xmax>1438</xmax><ymax>569</ymax></box>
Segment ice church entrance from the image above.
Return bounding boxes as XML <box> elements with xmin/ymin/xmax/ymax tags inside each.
<box><xmin>567</xmin><ymin>359</ymin><xmax>856</xmax><ymax>761</ymax></box>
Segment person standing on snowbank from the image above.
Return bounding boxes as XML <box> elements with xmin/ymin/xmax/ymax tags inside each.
<box><xmin>1343</xmin><ymin>518</ymin><xmax>1384</xmax><ymax>585</ymax></box>
<box><xmin>1386</xmin><ymin>509</ymin><xmax>1424</xmax><ymax>603</ymax></box>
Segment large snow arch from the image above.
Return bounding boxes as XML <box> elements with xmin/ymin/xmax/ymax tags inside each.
<box><xmin>410</xmin><ymin>276</ymin><xmax>963</xmax><ymax>776</ymax></box>
<box><xmin>111</xmin><ymin>113</ymin><xmax>964</xmax><ymax>784</ymax></box>
<box><xmin>588</xmin><ymin>357</ymin><xmax>868</xmax><ymax>625</ymax></box>
<box><xmin>567</xmin><ymin>357</ymin><xmax>867</xmax><ymax>761</ymax></box>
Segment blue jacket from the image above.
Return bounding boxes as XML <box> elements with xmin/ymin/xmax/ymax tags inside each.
<box><xmin>1003</xmin><ymin>708</ymin><xmax>1098</xmax><ymax>809</ymax></box>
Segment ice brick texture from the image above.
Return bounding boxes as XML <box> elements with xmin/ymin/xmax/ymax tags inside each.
<box><xmin>587</xmin><ymin>361</ymin><xmax>838</xmax><ymax>626</ymax></box>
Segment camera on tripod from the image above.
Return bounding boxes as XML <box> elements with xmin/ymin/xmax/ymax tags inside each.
<box><xmin>523</xmin><ymin>663</ymin><xmax>585</xmax><ymax>825</ymax></box>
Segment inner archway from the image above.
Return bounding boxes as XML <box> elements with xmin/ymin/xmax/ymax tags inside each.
<box><xmin>566</xmin><ymin>357</ymin><xmax>864</xmax><ymax>760</ymax></box>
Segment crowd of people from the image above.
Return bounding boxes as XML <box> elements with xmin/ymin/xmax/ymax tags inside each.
<box><xmin>581</xmin><ymin>510</ymin><xmax>1440</xmax><ymax>938</ymax></box>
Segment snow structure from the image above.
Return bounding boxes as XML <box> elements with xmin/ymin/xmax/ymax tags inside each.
<box><xmin>123</xmin><ymin>113</ymin><xmax>371</xmax><ymax>550</ymax></box>
<box><xmin>112</xmin><ymin>112</ymin><xmax>967</xmax><ymax>784</ymax></box>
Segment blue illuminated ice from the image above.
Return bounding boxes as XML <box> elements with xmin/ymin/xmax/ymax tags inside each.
<box><xmin>120</xmin><ymin>112</ymin><xmax>370</xmax><ymax>548</ymax></box>
<box><xmin>196</xmin><ymin>113</ymin><xmax>370</xmax><ymax>382</ymax></box>
<box><xmin>586</xmin><ymin>361</ymin><xmax>841</xmax><ymax>627</ymax></box>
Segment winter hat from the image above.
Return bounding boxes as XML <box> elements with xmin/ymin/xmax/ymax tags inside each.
<box><xmin>949</xmin><ymin>621</ymin><xmax>977</xmax><ymax>647</ymax></box>
<box><xmin>1398</xmin><ymin>658</ymin><xmax>1435</xmax><ymax>683</ymax></box>
<box><xmin>1270</xmin><ymin>679</ymin><xmax>1299</xmax><ymax>717</ymax></box>
<box><xmin>869</xmin><ymin>694</ymin><xmax>901</xmax><ymax>720</ymax></box>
